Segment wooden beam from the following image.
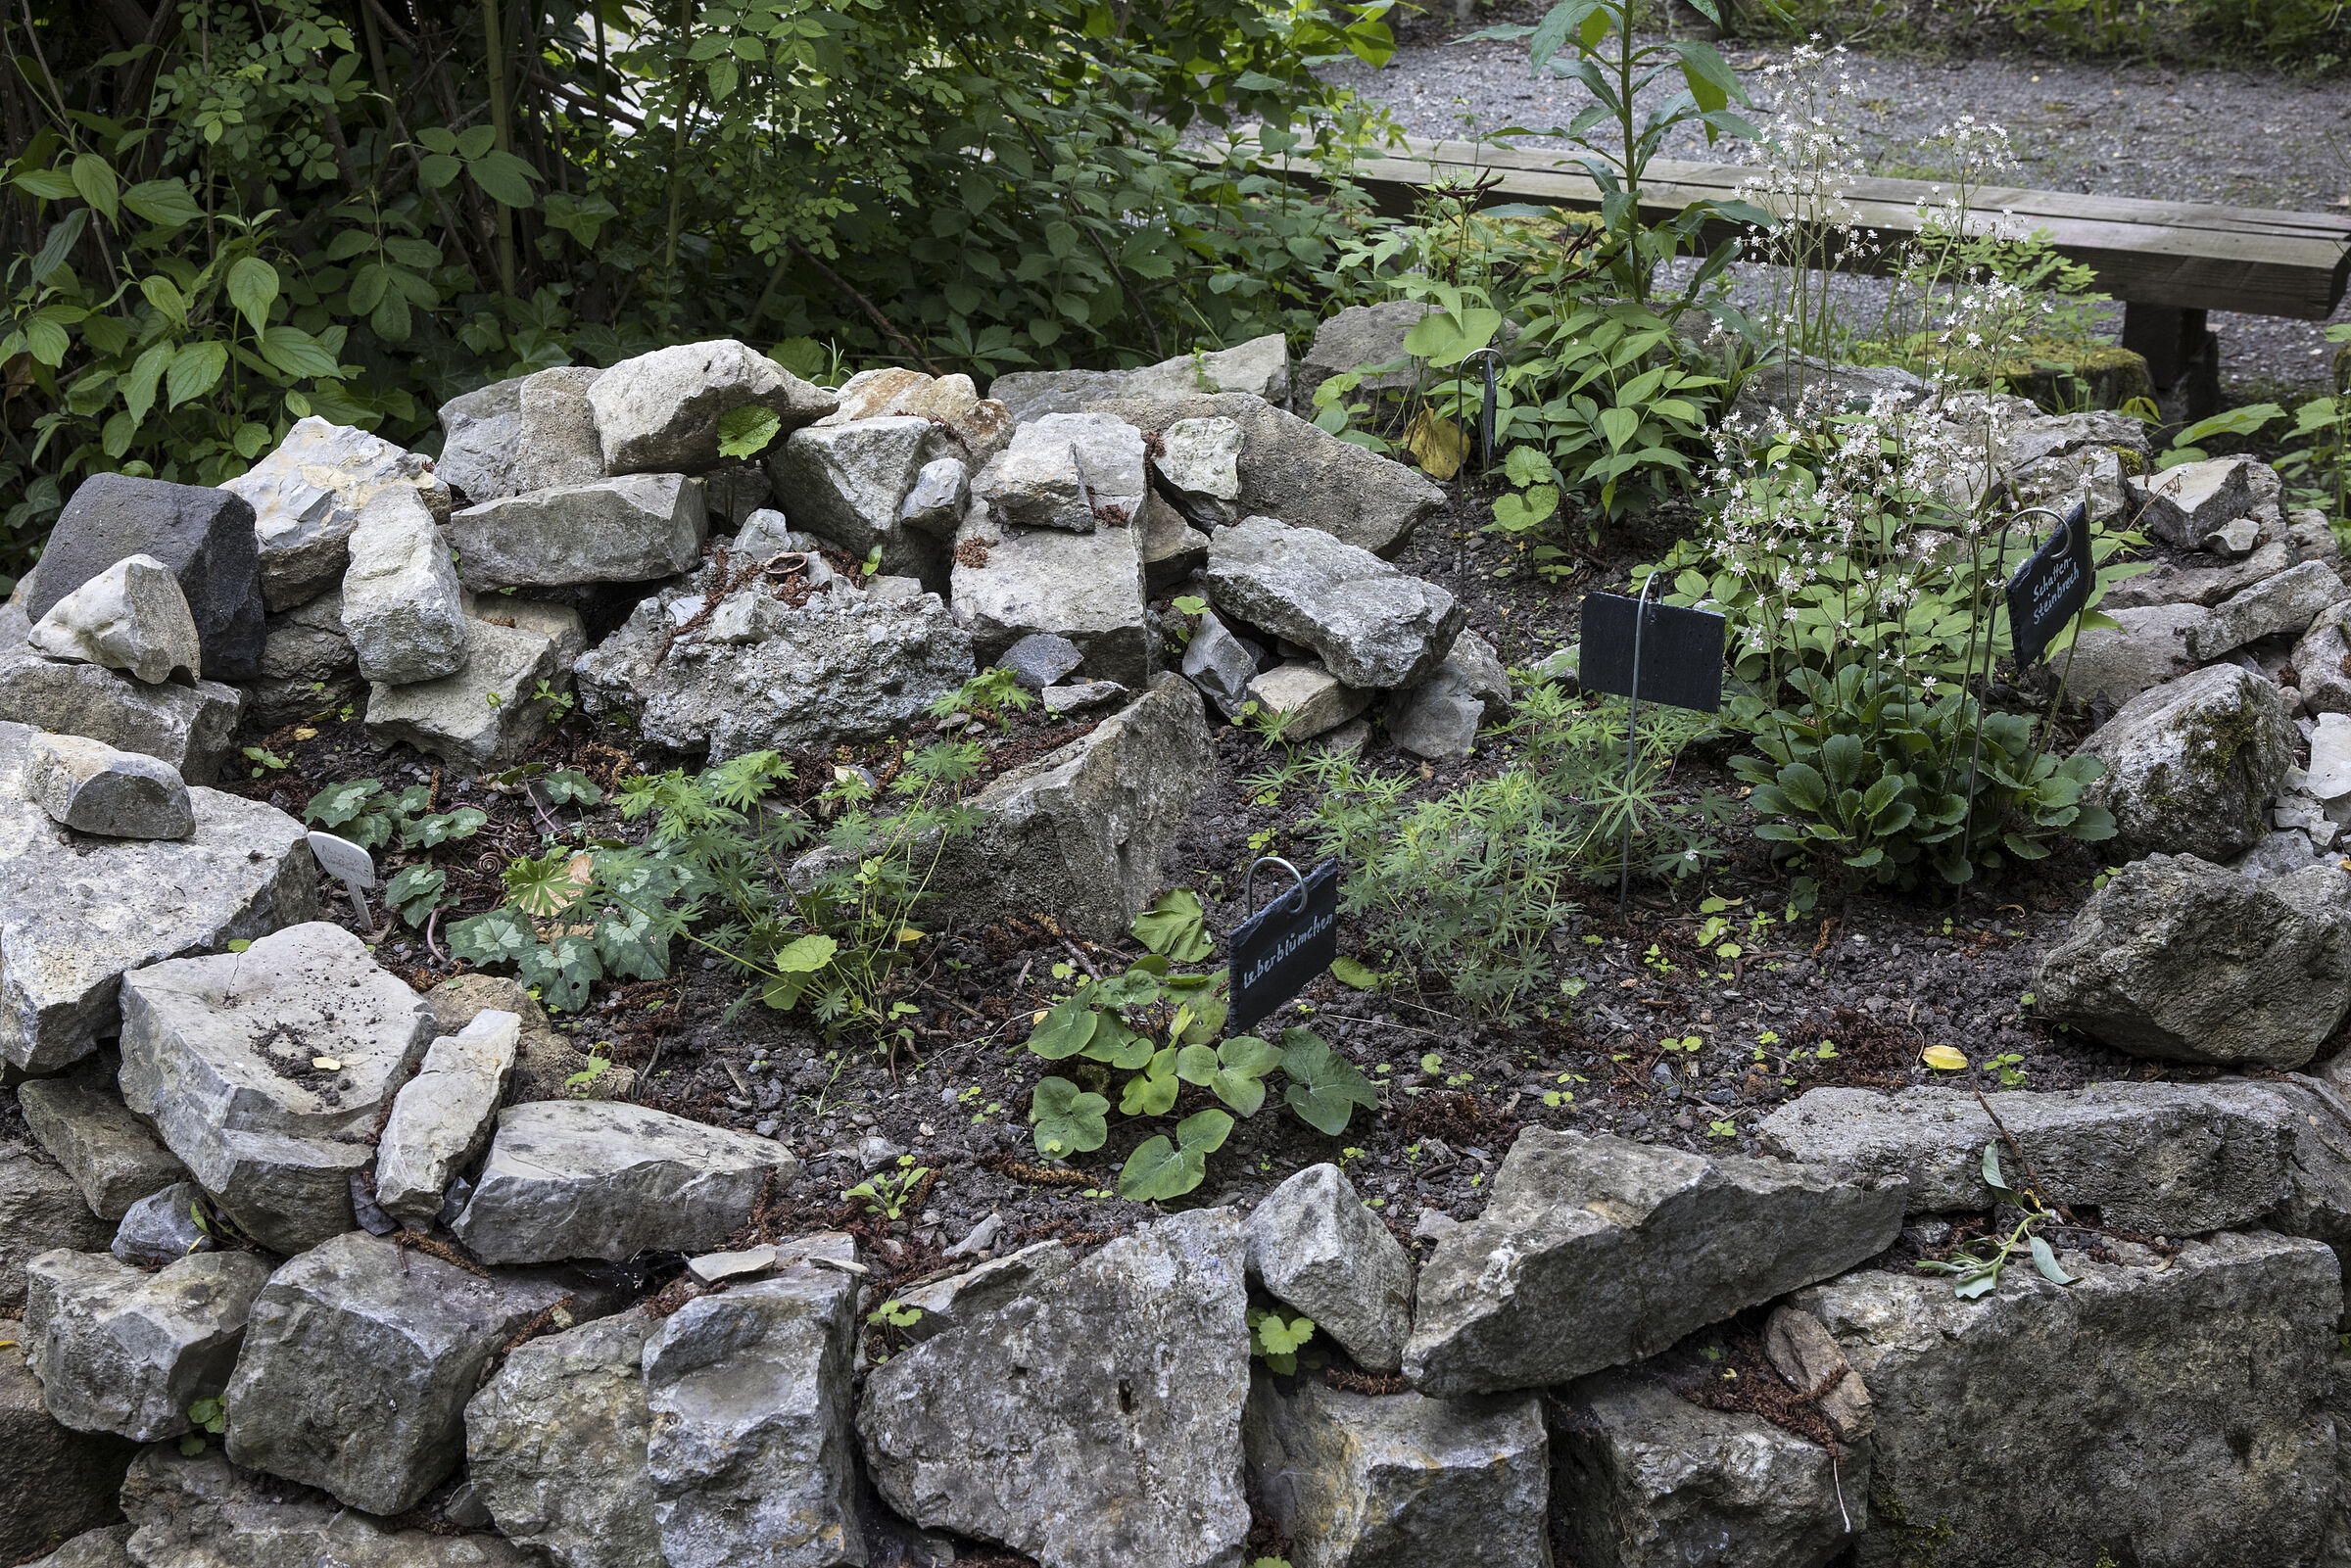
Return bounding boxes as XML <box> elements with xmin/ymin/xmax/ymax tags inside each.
<box><xmin>1281</xmin><ymin>134</ymin><xmax>2351</xmax><ymax>322</ymax></box>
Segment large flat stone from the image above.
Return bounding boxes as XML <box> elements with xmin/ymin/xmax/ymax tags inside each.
<box><xmin>948</xmin><ymin>505</ymin><xmax>1150</xmax><ymax>687</ymax></box>
<box><xmin>341</xmin><ymin>486</ymin><xmax>468</xmax><ymax>684</ymax></box>
<box><xmin>1088</xmin><ymin>391</ymin><xmax>1442</xmax><ymax>558</ymax></box>
<box><xmin>1243</xmin><ymin>1376</ymin><xmax>1550</xmax><ymax>1568</ymax></box>
<box><xmin>119</xmin><ymin>921</ymin><xmax>436</xmax><ymax>1253</ymax></box>
<box><xmin>2077</xmin><ymin>663</ymin><xmax>2297</xmax><ymax>863</ymax></box>
<box><xmin>1244</xmin><ymin>1163</ymin><xmax>1413</xmax><ymax>1372</ymax></box>
<box><xmin>2130</xmin><ymin>454</ymin><xmax>2270</xmax><ymax>547</ymax></box>
<box><xmin>1552</xmin><ymin>1364</ymin><xmax>1860</xmax><ymax>1568</ymax></box>
<box><xmin>0</xmin><ymin>613</ymin><xmax>242</xmax><ymax>783</ymax></box>
<box><xmin>644</xmin><ymin>1248</ymin><xmax>864</xmax><ymax>1568</ymax></box>
<box><xmin>221</xmin><ymin>417</ymin><xmax>453</xmax><ymax>611</ymax></box>
<box><xmin>931</xmin><ymin>675</ymin><xmax>1214</xmax><ymax>940</ymax></box>
<box><xmin>1796</xmin><ymin>1229</ymin><xmax>2338</xmax><ymax>1566</ymax></box>
<box><xmin>223</xmin><ymin>1230</ymin><xmax>590</xmax><ymax>1515</ymax></box>
<box><xmin>452</xmin><ymin>1100</ymin><xmax>795</xmax><ymax>1264</ymax></box>
<box><xmin>574</xmin><ymin>572</ymin><xmax>973</xmax><ymax>761</ymax></box>
<box><xmin>990</xmin><ymin>335</ymin><xmax>1290</xmax><ymax>424</ymax></box>
<box><xmin>766</xmin><ymin>416</ymin><xmax>959</xmax><ymax>583</ymax></box>
<box><xmin>2066</xmin><ymin>601</ymin><xmax>2214</xmax><ymax>708</ymax></box>
<box><xmin>19</xmin><ymin>1073</ymin><xmax>189</xmax><ymax>1220</ymax></box>
<box><xmin>972</xmin><ymin>412</ymin><xmax>1150</xmax><ymax>534</ymax></box>
<box><xmin>364</xmin><ymin>618</ymin><xmax>560</xmax><ymax>773</ymax></box>
<box><xmin>0</xmin><ymin>721</ymin><xmax>314</xmax><ymax>1073</ymax></box>
<box><xmin>23</xmin><ymin>1248</ymin><xmax>272</xmax><ymax>1442</ymax></box>
<box><xmin>466</xmin><ymin>1307</ymin><xmax>662</xmax><ymax>1568</ymax></box>
<box><xmin>1403</xmin><ymin>1129</ymin><xmax>1906</xmax><ymax>1398</ymax></box>
<box><xmin>436</xmin><ymin>368</ymin><xmax>609</xmax><ymax>506</ymax></box>
<box><xmin>2033</xmin><ymin>854</ymin><xmax>2351</xmax><ymax>1069</ymax></box>
<box><xmin>248</xmin><ymin>587</ymin><xmax>357</xmax><ymax>728</ymax></box>
<box><xmin>21</xmin><ymin>472</ymin><xmax>264</xmax><ymax>682</ymax></box>
<box><xmin>26</xmin><ymin>733</ymin><xmax>194</xmax><ymax>841</ymax></box>
<box><xmin>0</xmin><ymin>1138</ymin><xmax>116</xmax><ymax>1310</ymax></box>
<box><xmin>590</xmin><ymin>340</ymin><xmax>836</xmax><ymax>475</ymax></box>
<box><xmin>1204</xmin><ymin>515</ymin><xmax>1463</xmax><ymax>689</ymax></box>
<box><xmin>449</xmin><ymin>475</ymin><xmax>707</xmax><ymax>589</ymax></box>
<box><xmin>29</xmin><ymin>554</ymin><xmax>203</xmax><ymax>685</ymax></box>
<box><xmin>1757</xmin><ymin>1082</ymin><xmax>2300</xmax><ymax>1232</ymax></box>
<box><xmin>0</xmin><ymin>1357</ymin><xmax>135</xmax><ymax>1566</ymax></box>
<box><xmin>859</xmin><ymin>1210</ymin><xmax>1253</xmax><ymax>1568</ymax></box>
<box><xmin>375</xmin><ymin>1009</ymin><xmax>518</xmax><ymax>1223</ymax></box>
<box><xmin>818</xmin><ymin>367</ymin><xmax>1012</xmax><ymax>461</ymax></box>
<box><xmin>2188</xmin><ymin>558</ymin><xmax>2345</xmax><ymax>661</ymax></box>
<box><xmin>118</xmin><ymin>1446</ymin><xmax>538</xmax><ymax>1568</ymax></box>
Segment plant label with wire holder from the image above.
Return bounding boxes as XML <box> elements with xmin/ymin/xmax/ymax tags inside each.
<box><xmin>2004</xmin><ymin>499</ymin><xmax>2091</xmax><ymax>667</ymax></box>
<box><xmin>1228</xmin><ymin>856</ymin><xmax>1340</xmax><ymax>1035</ymax></box>
<box><xmin>1580</xmin><ymin>578</ymin><xmax>1726</xmax><ymax>911</ymax></box>
<box><xmin>1578</xmin><ymin>590</ymin><xmax>1726</xmax><ymax>714</ymax></box>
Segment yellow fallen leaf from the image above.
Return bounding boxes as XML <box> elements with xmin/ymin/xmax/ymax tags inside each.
<box><xmin>896</xmin><ymin>927</ymin><xmax>924</xmax><ymax>945</ymax></box>
<box><xmin>1406</xmin><ymin>410</ymin><xmax>1466</xmax><ymax>482</ymax></box>
<box><xmin>312</xmin><ymin>1057</ymin><xmax>343</xmax><ymax>1072</ymax></box>
<box><xmin>290</xmin><ymin>727</ymin><xmax>317</xmax><ymax>741</ymax></box>
<box><xmin>1032</xmin><ymin>1010</ymin><xmax>1049</xmax><ymax>1024</ymax></box>
<box><xmin>1921</xmin><ymin>1045</ymin><xmax>1968</xmax><ymax>1071</ymax></box>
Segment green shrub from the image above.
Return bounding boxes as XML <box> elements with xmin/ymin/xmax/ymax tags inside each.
<box><xmin>1301</xmin><ymin>681</ymin><xmax>1731</xmax><ymax>1020</ymax></box>
<box><xmin>0</xmin><ymin>0</ymin><xmax>1396</xmax><ymax>584</ymax></box>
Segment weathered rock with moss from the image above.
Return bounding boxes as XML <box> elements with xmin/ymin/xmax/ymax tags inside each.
<box><xmin>1796</xmin><ymin>1230</ymin><xmax>2338</xmax><ymax>1567</ymax></box>
<box><xmin>2076</xmin><ymin>663</ymin><xmax>2296</xmax><ymax>863</ymax></box>
<box><xmin>2033</xmin><ymin>854</ymin><xmax>2351</xmax><ymax>1069</ymax></box>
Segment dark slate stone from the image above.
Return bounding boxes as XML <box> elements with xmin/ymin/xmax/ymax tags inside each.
<box><xmin>1000</xmin><ymin>633</ymin><xmax>1084</xmax><ymax>691</ymax></box>
<box><xmin>24</xmin><ymin>475</ymin><xmax>266</xmax><ymax>682</ymax></box>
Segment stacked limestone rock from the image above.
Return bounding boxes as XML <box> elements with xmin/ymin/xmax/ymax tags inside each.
<box><xmin>18</xmin><ymin>1039</ymin><xmax>2351</xmax><ymax>1567</ymax></box>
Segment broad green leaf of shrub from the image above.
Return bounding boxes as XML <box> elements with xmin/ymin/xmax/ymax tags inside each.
<box><xmin>1131</xmin><ymin>888</ymin><xmax>1214</xmax><ymax>963</ymax></box>
<box><xmin>1025</xmin><ymin>994</ymin><xmax>1099</xmax><ymax>1061</ymax></box>
<box><xmin>447</xmin><ymin>910</ymin><xmax>533</xmax><ymax>967</ymax></box>
<box><xmin>226</xmin><ymin>257</ymin><xmax>279</xmax><ymax>337</ymax></box>
<box><xmin>1117</xmin><ymin>1108</ymin><xmax>1235</xmax><ymax>1202</ymax></box>
<box><xmin>1121</xmin><ymin>1047</ymin><xmax>1180</xmax><ymax>1117</ymax></box>
<box><xmin>1280</xmin><ymin>1029</ymin><xmax>1378</xmax><ymax>1136</ymax></box>
<box><xmin>1330</xmin><ymin>956</ymin><xmax>1381</xmax><ymax>991</ymax></box>
<box><xmin>504</xmin><ymin>851</ymin><xmax>587</xmax><ymax>917</ymax></box>
<box><xmin>304</xmin><ymin>780</ymin><xmax>383</xmax><ymax>831</ymax></box>
<box><xmin>384</xmin><ymin>866</ymin><xmax>447</xmax><ymax>927</ymax></box>
<box><xmin>1030</xmin><ymin>1075</ymin><xmax>1109</xmax><ymax>1160</ymax></box>
<box><xmin>717</xmin><ymin>404</ymin><xmax>783</xmax><ymax>461</ymax></box>
<box><xmin>1177</xmin><ymin>1034</ymin><xmax>1285</xmax><ymax>1117</ymax></box>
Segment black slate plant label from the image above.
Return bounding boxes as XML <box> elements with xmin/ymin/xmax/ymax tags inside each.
<box><xmin>2005</xmin><ymin>500</ymin><xmax>2092</xmax><ymax>667</ymax></box>
<box><xmin>1228</xmin><ymin>860</ymin><xmax>1341</xmax><ymax>1035</ymax></box>
<box><xmin>1578</xmin><ymin>592</ymin><xmax>1727</xmax><ymax>714</ymax></box>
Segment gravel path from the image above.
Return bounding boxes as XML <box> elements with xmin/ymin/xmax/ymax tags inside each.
<box><xmin>1322</xmin><ymin>32</ymin><xmax>2351</xmax><ymax>394</ymax></box>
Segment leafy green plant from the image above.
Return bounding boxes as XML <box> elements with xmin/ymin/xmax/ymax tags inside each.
<box><xmin>303</xmin><ymin>780</ymin><xmax>488</xmax><ymax>854</ymax></box>
<box><xmin>1914</xmin><ymin>1142</ymin><xmax>2080</xmax><ymax>1300</ymax></box>
<box><xmin>2</xmin><ymin>0</ymin><xmax>1404</xmax><ymax>585</ymax></box>
<box><xmin>1248</xmin><ymin>1306</ymin><xmax>1317</xmax><ymax>1374</ymax></box>
<box><xmin>1731</xmin><ymin>667</ymin><xmax>2114</xmax><ymax>886</ymax></box>
<box><xmin>447</xmin><ymin>744</ymin><xmax>977</xmax><ymax>1030</ymax></box>
<box><xmin>929</xmin><ymin>667</ymin><xmax>1036</xmax><ymax>735</ymax></box>
<box><xmin>1022</xmin><ymin>890</ymin><xmax>1374</xmax><ymax>1200</ymax></box>
<box><xmin>177</xmin><ymin>1395</ymin><xmax>227</xmax><ymax>1456</ymax></box>
<box><xmin>845</xmin><ymin>1156</ymin><xmax>932</xmax><ymax>1222</ymax></box>
<box><xmin>1304</xmin><ymin>680</ymin><xmax>1729</xmax><ymax>1019</ymax></box>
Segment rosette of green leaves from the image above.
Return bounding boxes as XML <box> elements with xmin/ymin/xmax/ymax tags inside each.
<box><xmin>1731</xmin><ymin>666</ymin><xmax>2111</xmax><ymax>887</ymax></box>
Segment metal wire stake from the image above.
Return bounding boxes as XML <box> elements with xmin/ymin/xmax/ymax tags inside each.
<box><xmin>1619</xmin><ymin>569</ymin><xmax>1663</xmax><ymax>916</ymax></box>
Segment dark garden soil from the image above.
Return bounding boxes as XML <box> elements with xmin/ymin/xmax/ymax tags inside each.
<box><xmin>213</xmin><ymin>474</ymin><xmax>2286</xmax><ymax>1324</ymax></box>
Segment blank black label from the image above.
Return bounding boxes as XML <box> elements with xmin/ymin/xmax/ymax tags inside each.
<box><xmin>1579</xmin><ymin>593</ymin><xmax>1726</xmax><ymax>714</ymax></box>
<box><xmin>2005</xmin><ymin>502</ymin><xmax>2091</xmax><ymax>667</ymax></box>
<box><xmin>1228</xmin><ymin>861</ymin><xmax>1341</xmax><ymax>1035</ymax></box>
